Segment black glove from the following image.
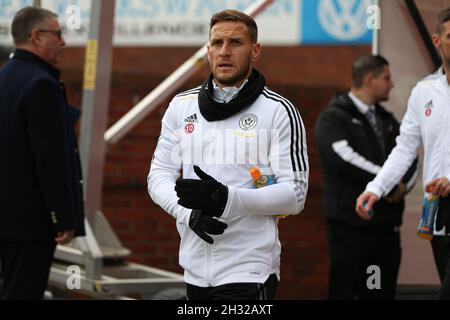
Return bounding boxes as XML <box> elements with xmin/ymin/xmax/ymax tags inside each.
<box><xmin>189</xmin><ymin>209</ymin><xmax>227</xmax><ymax>244</ymax></box>
<box><xmin>175</xmin><ymin>165</ymin><xmax>228</xmax><ymax>217</ymax></box>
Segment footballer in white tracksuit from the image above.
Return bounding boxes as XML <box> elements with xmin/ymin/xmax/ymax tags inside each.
<box><xmin>362</xmin><ymin>69</ymin><xmax>450</xmax><ymax>299</ymax></box>
<box><xmin>366</xmin><ymin>72</ymin><xmax>450</xmax><ymax>236</ymax></box>
<box><xmin>147</xmin><ymin>84</ymin><xmax>309</xmax><ymax>288</ymax></box>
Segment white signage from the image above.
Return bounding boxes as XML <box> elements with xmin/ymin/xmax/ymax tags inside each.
<box><xmin>0</xmin><ymin>0</ymin><xmax>300</xmax><ymax>46</ymax></box>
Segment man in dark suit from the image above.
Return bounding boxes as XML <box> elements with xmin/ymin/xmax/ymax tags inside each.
<box><xmin>0</xmin><ymin>6</ymin><xmax>85</xmax><ymax>300</ymax></box>
<box><xmin>314</xmin><ymin>54</ymin><xmax>418</xmax><ymax>299</ymax></box>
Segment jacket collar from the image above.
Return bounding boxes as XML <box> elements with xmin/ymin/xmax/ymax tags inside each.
<box><xmin>198</xmin><ymin>69</ymin><xmax>266</xmax><ymax>122</ymax></box>
<box><xmin>435</xmin><ymin>72</ymin><xmax>450</xmax><ymax>92</ymax></box>
<box><xmin>330</xmin><ymin>92</ymin><xmax>388</xmax><ymax>159</ymax></box>
<box><xmin>11</xmin><ymin>48</ymin><xmax>61</xmax><ymax>80</ymax></box>
<box><xmin>332</xmin><ymin>92</ymin><xmax>389</xmax><ymax>119</ymax></box>
<box><xmin>348</xmin><ymin>91</ymin><xmax>374</xmax><ymax>115</ymax></box>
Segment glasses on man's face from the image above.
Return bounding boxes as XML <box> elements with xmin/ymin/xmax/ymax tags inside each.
<box><xmin>37</xmin><ymin>29</ymin><xmax>63</xmax><ymax>40</ymax></box>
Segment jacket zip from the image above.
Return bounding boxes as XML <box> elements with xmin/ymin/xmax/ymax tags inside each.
<box><xmin>206</xmin><ymin>120</ymin><xmax>222</xmax><ymax>285</ymax></box>
<box><xmin>205</xmin><ymin>243</ymin><xmax>212</xmax><ymax>285</ymax></box>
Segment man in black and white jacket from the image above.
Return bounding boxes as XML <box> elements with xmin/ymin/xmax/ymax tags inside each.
<box><xmin>315</xmin><ymin>54</ymin><xmax>418</xmax><ymax>299</ymax></box>
<box><xmin>147</xmin><ymin>10</ymin><xmax>308</xmax><ymax>300</ymax></box>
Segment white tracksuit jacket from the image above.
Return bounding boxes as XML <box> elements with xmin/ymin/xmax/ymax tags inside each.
<box><xmin>366</xmin><ymin>72</ymin><xmax>450</xmax><ymax>234</ymax></box>
<box><xmin>147</xmin><ymin>87</ymin><xmax>309</xmax><ymax>287</ymax></box>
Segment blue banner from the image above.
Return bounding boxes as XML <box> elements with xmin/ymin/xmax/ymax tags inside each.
<box><xmin>301</xmin><ymin>0</ymin><xmax>373</xmax><ymax>45</ymax></box>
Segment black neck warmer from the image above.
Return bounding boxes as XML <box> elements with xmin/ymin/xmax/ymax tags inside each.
<box><xmin>198</xmin><ymin>69</ymin><xmax>266</xmax><ymax>122</ymax></box>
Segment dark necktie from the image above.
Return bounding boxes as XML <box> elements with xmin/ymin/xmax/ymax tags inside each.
<box><xmin>366</xmin><ymin>108</ymin><xmax>385</xmax><ymax>155</ymax></box>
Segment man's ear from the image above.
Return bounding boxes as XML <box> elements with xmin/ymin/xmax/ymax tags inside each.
<box><xmin>363</xmin><ymin>72</ymin><xmax>374</xmax><ymax>87</ymax></box>
<box><xmin>206</xmin><ymin>43</ymin><xmax>211</xmax><ymax>63</ymax></box>
<box><xmin>29</xmin><ymin>28</ymin><xmax>41</xmax><ymax>45</ymax></box>
<box><xmin>432</xmin><ymin>33</ymin><xmax>441</xmax><ymax>50</ymax></box>
<box><xmin>252</xmin><ymin>43</ymin><xmax>261</xmax><ymax>62</ymax></box>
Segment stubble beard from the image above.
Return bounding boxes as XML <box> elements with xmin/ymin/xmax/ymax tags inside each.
<box><xmin>213</xmin><ymin>59</ymin><xmax>251</xmax><ymax>87</ymax></box>
<box><xmin>444</xmin><ymin>56</ymin><xmax>450</xmax><ymax>70</ymax></box>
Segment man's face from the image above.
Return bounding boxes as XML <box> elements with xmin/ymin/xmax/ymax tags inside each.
<box><xmin>207</xmin><ymin>21</ymin><xmax>260</xmax><ymax>88</ymax></box>
<box><xmin>433</xmin><ymin>21</ymin><xmax>450</xmax><ymax>67</ymax></box>
<box><xmin>33</xmin><ymin>17</ymin><xmax>65</xmax><ymax>66</ymax></box>
<box><xmin>371</xmin><ymin>65</ymin><xmax>394</xmax><ymax>102</ymax></box>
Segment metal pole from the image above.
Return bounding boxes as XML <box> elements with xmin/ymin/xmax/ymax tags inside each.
<box><xmin>372</xmin><ymin>0</ymin><xmax>379</xmax><ymax>55</ymax></box>
<box><xmin>32</xmin><ymin>0</ymin><xmax>41</xmax><ymax>7</ymax></box>
<box><xmin>104</xmin><ymin>0</ymin><xmax>275</xmax><ymax>144</ymax></box>
<box><xmin>79</xmin><ymin>0</ymin><xmax>116</xmax><ymax>220</ymax></box>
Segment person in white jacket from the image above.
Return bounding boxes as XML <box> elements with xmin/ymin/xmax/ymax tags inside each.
<box><xmin>147</xmin><ymin>9</ymin><xmax>308</xmax><ymax>300</ymax></box>
<box><xmin>356</xmin><ymin>7</ymin><xmax>450</xmax><ymax>299</ymax></box>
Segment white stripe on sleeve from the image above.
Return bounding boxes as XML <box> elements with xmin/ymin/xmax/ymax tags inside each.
<box><xmin>332</xmin><ymin>140</ymin><xmax>381</xmax><ymax>175</ymax></box>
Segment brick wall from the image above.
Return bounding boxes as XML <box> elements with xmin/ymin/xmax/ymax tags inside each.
<box><xmin>59</xmin><ymin>45</ymin><xmax>370</xmax><ymax>299</ymax></box>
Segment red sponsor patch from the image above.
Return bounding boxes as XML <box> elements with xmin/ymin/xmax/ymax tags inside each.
<box><xmin>185</xmin><ymin>123</ymin><xmax>195</xmax><ymax>134</ymax></box>
<box><xmin>425</xmin><ymin>108</ymin><xmax>432</xmax><ymax>117</ymax></box>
